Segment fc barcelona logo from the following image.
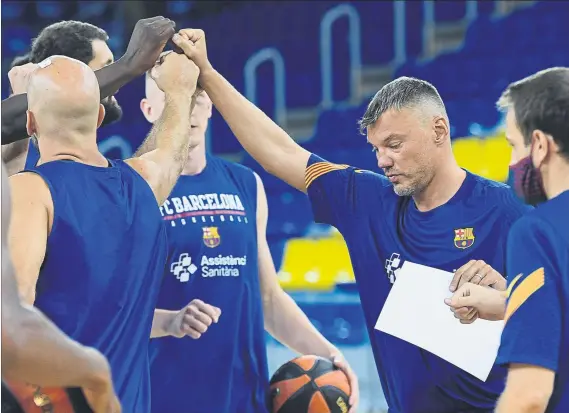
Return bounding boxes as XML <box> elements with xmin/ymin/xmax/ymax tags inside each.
<box><xmin>454</xmin><ymin>228</ymin><xmax>475</xmax><ymax>249</ymax></box>
<box><xmin>202</xmin><ymin>227</ymin><xmax>221</xmax><ymax>248</ymax></box>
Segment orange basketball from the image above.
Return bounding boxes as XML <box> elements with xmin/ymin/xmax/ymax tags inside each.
<box><xmin>2</xmin><ymin>381</ymin><xmax>92</xmax><ymax>413</ymax></box>
<box><xmin>268</xmin><ymin>355</ymin><xmax>351</xmax><ymax>413</ymax></box>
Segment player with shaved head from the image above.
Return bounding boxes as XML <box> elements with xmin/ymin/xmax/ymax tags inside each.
<box><xmin>7</xmin><ymin>29</ymin><xmax>201</xmax><ymax>413</ymax></box>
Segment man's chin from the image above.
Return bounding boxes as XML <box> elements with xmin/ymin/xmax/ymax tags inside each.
<box><xmin>393</xmin><ymin>183</ymin><xmax>414</xmax><ymax>197</ymax></box>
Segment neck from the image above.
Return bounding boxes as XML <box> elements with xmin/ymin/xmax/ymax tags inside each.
<box><xmin>181</xmin><ymin>140</ymin><xmax>207</xmax><ymax>175</ymax></box>
<box><xmin>36</xmin><ymin>131</ymin><xmax>107</xmax><ymax>167</ymax></box>
<box><xmin>544</xmin><ymin>159</ymin><xmax>569</xmax><ymax>200</ymax></box>
<box><xmin>413</xmin><ymin>159</ymin><xmax>466</xmax><ymax>212</ymax></box>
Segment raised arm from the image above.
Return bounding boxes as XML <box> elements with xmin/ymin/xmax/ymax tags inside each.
<box><xmin>173</xmin><ymin>30</ymin><xmax>310</xmax><ymax>192</ymax></box>
<box><xmin>1</xmin><ymin>16</ymin><xmax>176</xmax><ymax>146</ymax></box>
<box><xmin>1</xmin><ymin>164</ymin><xmax>117</xmax><ymax>408</ymax></box>
<box><xmin>126</xmin><ymin>48</ymin><xmax>199</xmax><ymax>204</ymax></box>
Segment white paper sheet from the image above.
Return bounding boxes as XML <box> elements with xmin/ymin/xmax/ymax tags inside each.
<box><xmin>374</xmin><ymin>261</ymin><xmax>504</xmax><ymax>382</ymax></box>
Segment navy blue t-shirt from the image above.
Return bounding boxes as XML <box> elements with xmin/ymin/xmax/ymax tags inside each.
<box><xmin>305</xmin><ymin>154</ymin><xmax>531</xmax><ymax>413</ymax></box>
<box><xmin>149</xmin><ymin>155</ymin><xmax>269</xmax><ymax>413</ymax></box>
<box><xmin>27</xmin><ymin>159</ymin><xmax>168</xmax><ymax>413</ymax></box>
<box><xmin>497</xmin><ymin>190</ymin><xmax>569</xmax><ymax>412</ymax></box>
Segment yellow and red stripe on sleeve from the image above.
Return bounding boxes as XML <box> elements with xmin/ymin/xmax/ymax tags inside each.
<box><xmin>305</xmin><ymin>162</ymin><xmax>349</xmax><ymax>189</ymax></box>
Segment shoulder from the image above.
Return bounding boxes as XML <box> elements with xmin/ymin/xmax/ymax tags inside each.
<box><xmin>506</xmin><ymin>211</ymin><xmax>563</xmax><ymax>266</ymax></box>
<box><xmin>471</xmin><ymin>174</ymin><xmax>532</xmax><ymax>222</ymax></box>
<box><xmin>215</xmin><ymin>156</ymin><xmax>255</xmax><ymax>178</ymax></box>
<box><xmin>509</xmin><ymin>206</ymin><xmax>560</xmax><ymax>244</ymax></box>
<box><xmin>212</xmin><ymin>156</ymin><xmax>258</xmax><ymax>190</ymax></box>
<box><xmin>9</xmin><ymin>171</ymin><xmax>53</xmax><ymax>210</ymax></box>
<box><xmin>306</xmin><ymin>152</ymin><xmax>391</xmax><ymax>189</ymax></box>
<box><xmin>122</xmin><ymin>156</ymin><xmax>161</xmax><ymax>182</ymax></box>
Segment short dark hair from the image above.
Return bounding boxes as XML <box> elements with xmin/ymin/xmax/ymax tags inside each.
<box><xmin>30</xmin><ymin>20</ymin><xmax>108</xmax><ymax>65</ymax></box>
<box><xmin>10</xmin><ymin>54</ymin><xmax>31</xmax><ymax>68</ymax></box>
<box><xmin>497</xmin><ymin>67</ymin><xmax>569</xmax><ymax>159</ymax></box>
<box><xmin>358</xmin><ymin>76</ymin><xmax>446</xmax><ymax>135</ymax></box>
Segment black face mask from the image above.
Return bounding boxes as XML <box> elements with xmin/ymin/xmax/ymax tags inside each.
<box><xmin>508</xmin><ymin>151</ymin><xmax>548</xmax><ymax>206</ymax></box>
<box><xmin>100</xmin><ymin>97</ymin><xmax>123</xmax><ymax>127</ymax></box>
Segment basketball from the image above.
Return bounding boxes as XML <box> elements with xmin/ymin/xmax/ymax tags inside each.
<box><xmin>2</xmin><ymin>381</ymin><xmax>92</xmax><ymax>413</ymax></box>
<box><xmin>268</xmin><ymin>355</ymin><xmax>351</xmax><ymax>413</ymax></box>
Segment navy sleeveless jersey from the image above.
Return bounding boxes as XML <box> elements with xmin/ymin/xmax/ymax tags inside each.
<box><xmin>304</xmin><ymin>154</ymin><xmax>531</xmax><ymax>413</ymax></box>
<box><xmin>26</xmin><ymin>159</ymin><xmax>168</xmax><ymax>413</ymax></box>
<box><xmin>497</xmin><ymin>190</ymin><xmax>569</xmax><ymax>413</ymax></box>
<box><xmin>149</xmin><ymin>155</ymin><xmax>269</xmax><ymax>413</ymax></box>
<box><xmin>25</xmin><ymin>140</ymin><xmax>40</xmax><ymax>169</ymax></box>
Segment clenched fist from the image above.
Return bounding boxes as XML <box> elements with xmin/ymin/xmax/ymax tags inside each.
<box><xmin>168</xmin><ymin>299</ymin><xmax>221</xmax><ymax>339</ymax></box>
<box><xmin>8</xmin><ymin>63</ymin><xmax>38</xmax><ymax>95</ymax></box>
<box><xmin>123</xmin><ymin>17</ymin><xmax>176</xmax><ymax>77</ymax></box>
<box><xmin>150</xmin><ymin>50</ymin><xmax>200</xmax><ymax>96</ymax></box>
<box><xmin>172</xmin><ymin>29</ymin><xmax>213</xmax><ymax>79</ymax></box>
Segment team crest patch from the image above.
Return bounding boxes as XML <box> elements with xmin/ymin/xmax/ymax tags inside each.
<box><xmin>454</xmin><ymin>228</ymin><xmax>475</xmax><ymax>249</ymax></box>
<box><xmin>202</xmin><ymin>227</ymin><xmax>221</xmax><ymax>248</ymax></box>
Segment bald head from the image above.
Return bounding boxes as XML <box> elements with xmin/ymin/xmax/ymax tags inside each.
<box><xmin>26</xmin><ymin>55</ymin><xmax>104</xmax><ymax>141</ymax></box>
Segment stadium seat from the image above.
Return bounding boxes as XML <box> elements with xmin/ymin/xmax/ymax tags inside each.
<box><xmin>2</xmin><ymin>2</ymin><xmax>26</xmax><ymax>21</ymax></box>
<box><xmin>452</xmin><ymin>138</ymin><xmax>485</xmax><ymax>175</ymax></box>
<box><xmin>36</xmin><ymin>1</ymin><xmax>64</xmax><ymax>19</ymax></box>
<box><xmin>278</xmin><ymin>236</ymin><xmax>354</xmax><ymax>291</ymax></box>
<box><xmin>479</xmin><ymin>134</ymin><xmax>511</xmax><ymax>182</ymax></box>
<box><xmin>2</xmin><ymin>26</ymin><xmax>34</xmax><ymax>57</ymax></box>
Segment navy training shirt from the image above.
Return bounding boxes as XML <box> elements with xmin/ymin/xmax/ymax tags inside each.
<box><xmin>304</xmin><ymin>153</ymin><xmax>531</xmax><ymax>413</ymax></box>
<box><xmin>497</xmin><ymin>190</ymin><xmax>569</xmax><ymax>412</ymax></box>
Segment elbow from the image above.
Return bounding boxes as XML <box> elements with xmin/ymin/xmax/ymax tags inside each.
<box><xmin>501</xmin><ymin>389</ymin><xmax>552</xmax><ymax>413</ymax></box>
<box><xmin>1</xmin><ymin>318</ymin><xmax>25</xmax><ymax>380</ymax></box>
<box><xmin>1</xmin><ymin>306</ymin><xmax>43</xmax><ymax>379</ymax></box>
<box><xmin>520</xmin><ymin>392</ymin><xmax>552</xmax><ymax>413</ymax></box>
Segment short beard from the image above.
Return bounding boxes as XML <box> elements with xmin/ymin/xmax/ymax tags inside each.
<box><xmin>393</xmin><ymin>184</ymin><xmax>416</xmax><ymax>197</ymax></box>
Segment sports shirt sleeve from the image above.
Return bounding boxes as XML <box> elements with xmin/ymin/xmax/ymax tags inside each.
<box><xmin>496</xmin><ymin>216</ymin><xmax>561</xmax><ymax>372</ymax></box>
<box><xmin>304</xmin><ymin>153</ymin><xmax>361</xmax><ymax>229</ymax></box>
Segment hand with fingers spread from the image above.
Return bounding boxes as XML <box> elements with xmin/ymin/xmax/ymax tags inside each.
<box><xmin>122</xmin><ymin>16</ymin><xmax>176</xmax><ymax>77</ymax></box>
<box><xmin>445</xmin><ymin>283</ymin><xmax>506</xmax><ymax>324</ymax></box>
<box><xmin>168</xmin><ymin>299</ymin><xmax>221</xmax><ymax>339</ymax></box>
<box><xmin>171</xmin><ymin>29</ymin><xmax>213</xmax><ymax>79</ymax></box>
<box><xmin>449</xmin><ymin>259</ymin><xmax>506</xmax><ymax>292</ymax></box>
<box><xmin>8</xmin><ymin>63</ymin><xmax>39</xmax><ymax>95</ymax></box>
<box><xmin>330</xmin><ymin>352</ymin><xmax>360</xmax><ymax>413</ymax></box>
<box><xmin>149</xmin><ymin>50</ymin><xmax>200</xmax><ymax>97</ymax></box>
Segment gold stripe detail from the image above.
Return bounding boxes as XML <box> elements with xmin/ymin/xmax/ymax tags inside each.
<box><xmin>305</xmin><ymin>162</ymin><xmax>349</xmax><ymax>188</ymax></box>
<box><xmin>504</xmin><ymin>268</ymin><xmax>545</xmax><ymax>324</ymax></box>
<box><xmin>506</xmin><ymin>274</ymin><xmax>523</xmax><ymax>298</ymax></box>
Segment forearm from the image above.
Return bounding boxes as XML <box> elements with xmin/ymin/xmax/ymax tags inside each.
<box><xmin>150</xmin><ymin>94</ymin><xmax>195</xmax><ymax>165</ymax></box>
<box><xmin>478</xmin><ymin>289</ymin><xmax>507</xmax><ymax>321</ymax></box>
<box><xmin>264</xmin><ymin>289</ymin><xmax>337</xmax><ymax>357</ymax></box>
<box><xmin>2</xmin><ymin>304</ymin><xmax>106</xmax><ymax>389</ymax></box>
<box><xmin>135</xmin><ymin>94</ymin><xmax>196</xmax><ymax>158</ymax></box>
<box><xmin>199</xmin><ymin>69</ymin><xmax>309</xmax><ymax>191</ymax></box>
<box><xmin>1</xmin><ymin>59</ymin><xmax>137</xmax><ymax>145</ymax></box>
<box><xmin>151</xmin><ymin>309</ymin><xmax>176</xmax><ymax>338</ymax></box>
<box><xmin>1</xmin><ymin>95</ymin><xmax>28</xmax><ymax>145</ymax></box>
